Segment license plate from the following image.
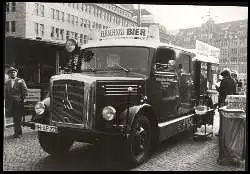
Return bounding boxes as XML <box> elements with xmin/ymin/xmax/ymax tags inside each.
<box><xmin>35</xmin><ymin>123</ymin><xmax>58</xmax><ymax>133</ymax></box>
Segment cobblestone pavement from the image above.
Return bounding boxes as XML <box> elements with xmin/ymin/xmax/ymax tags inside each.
<box><xmin>3</xmin><ymin>114</ymin><xmax>245</xmax><ymax>171</ymax></box>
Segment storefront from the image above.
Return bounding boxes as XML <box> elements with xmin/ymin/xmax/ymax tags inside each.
<box><xmin>5</xmin><ymin>36</ymin><xmax>66</xmax><ymax>98</ymax></box>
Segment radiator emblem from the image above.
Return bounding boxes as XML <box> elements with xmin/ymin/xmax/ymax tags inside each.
<box><xmin>62</xmin><ymin>83</ymin><xmax>73</xmax><ymax>110</ymax></box>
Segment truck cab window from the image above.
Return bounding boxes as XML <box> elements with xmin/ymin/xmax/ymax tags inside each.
<box><xmin>155</xmin><ymin>48</ymin><xmax>176</xmax><ymax>72</ymax></box>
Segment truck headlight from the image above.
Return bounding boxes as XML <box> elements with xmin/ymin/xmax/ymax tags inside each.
<box><xmin>102</xmin><ymin>106</ymin><xmax>116</xmax><ymax>121</ymax></box>
<box><xmin>35</xmin><ymin>102</ymin><xmax>45</xmax><ymax>115</ymax></box>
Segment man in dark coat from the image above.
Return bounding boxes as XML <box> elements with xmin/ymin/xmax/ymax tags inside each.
<box><xmin>216</xmin><ymin>69</ymin><xmax>236</xmax><ymax>108</ymax></box>
<box><xmin>5</xmin><ymin>67</ymin><xmax>28</xmax><ymax>138</ymax></box>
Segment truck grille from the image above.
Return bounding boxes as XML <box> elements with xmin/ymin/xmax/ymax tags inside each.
<box><xmin>51</xmin><ymin>80</ymin><xmax>87</xmax><ymax>126</ymax></box>
<box><xmin>104</xmin><ymin>84</ymin><xmax>140</xmax><ymax>96</ymax></box>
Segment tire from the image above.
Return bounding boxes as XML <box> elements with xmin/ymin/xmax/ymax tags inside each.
<box><xmin>124</xmin><ymin>115</ymin><xmax>152</xmax><ymax>166</ymax></box>
<box><xmin>38</xmin><ymin>131</ymin><xmax>74</xmax><ymax>156</ymax></box>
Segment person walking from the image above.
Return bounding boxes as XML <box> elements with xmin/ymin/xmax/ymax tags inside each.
<box><xmin>216</xmin><ymin>69</ymin><xmax>236</xmax><ymax>108</ymax></box>
<box><xmin>4</xmin><ymin>67</ymin><xmax>28</xmax><ymax>138</ymax></box>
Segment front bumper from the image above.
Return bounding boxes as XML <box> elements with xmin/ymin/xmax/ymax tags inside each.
<box><xmin>27</xmin><ymin>121</ymin><xmax>129</xmax><ymax>143</ymax></box>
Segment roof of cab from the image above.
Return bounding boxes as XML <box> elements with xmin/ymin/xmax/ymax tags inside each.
<box><xmin>80</xmin><ymin>39</ymin><xmax>196</xmax><ymax>56</ymax></box>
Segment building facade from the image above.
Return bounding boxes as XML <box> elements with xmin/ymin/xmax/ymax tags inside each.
<box><xmin>174</xmin><ymin>19</ymin><xmax>248</xmax><ymax>75</ymax></box>
<box><xmin>5</xmin><ymin>2</ymin><xmax>137</xmax><ymax>45</ymax></box>
<box><xmin>5</xmin><ymin>2</ymin><xmax>138</xmax><ymax>93</ymax></box>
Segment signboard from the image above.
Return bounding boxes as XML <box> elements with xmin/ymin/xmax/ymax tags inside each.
<box><xmin>24</xmin><ymin>89</ymin><xmax>41</xmax><ymax>102</ymax></box>
<box><xmin>100</xmin><ymin>27</ymin><xmax>148</xmax><ymax>40</ymax></box>
<box><xmin>196</xmin><ymin>40</ymin><xmax>220</xmax><ymax>59</ymax></box>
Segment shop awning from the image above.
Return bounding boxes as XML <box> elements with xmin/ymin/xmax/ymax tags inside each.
<box><xmin>192</xmin><ymin>54</ymin><xmax>219</xmax><ymax>64</ymax></box>
<box><xmin>187</xmin><ymin>48</ymin><xmax>220</xmax><ymax>64</ymax></box>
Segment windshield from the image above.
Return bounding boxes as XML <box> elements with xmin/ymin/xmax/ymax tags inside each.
<box><xmin>80</xmin><ymin>47</ymin><xmax>150</xmax><ymax>75</ymax></box>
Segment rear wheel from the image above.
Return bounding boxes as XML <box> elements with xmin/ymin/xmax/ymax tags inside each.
<box><xmin>38</xmin><ymin>131</ymin><xmax>74</xmax><ymax>156</ymax></box>
<box><xmin>124</xmin><ymin>115</ymin><xmax>152</xmax><ymax>166</ymax></box>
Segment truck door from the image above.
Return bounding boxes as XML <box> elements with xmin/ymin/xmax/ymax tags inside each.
<box><xmin>175</xmin><ymin>52</ymin><xmax>195</xmax><ymax>115</ymax></box>
<box><xmin>151</xmin><ymin>48</ymin><xmax>179</xmax><ymax>122</ymax></box>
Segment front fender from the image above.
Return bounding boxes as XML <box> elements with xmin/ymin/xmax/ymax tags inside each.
<box><xmin>119</xmin><ymin>103</ymin><xmax>156</xmax><ymax>132</ymax></box>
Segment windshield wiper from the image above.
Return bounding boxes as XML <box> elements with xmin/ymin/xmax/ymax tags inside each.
<box><xmin>113</xmin><ymin>64</ymin><xmax>129</xmax><ymax>73</ymax></box>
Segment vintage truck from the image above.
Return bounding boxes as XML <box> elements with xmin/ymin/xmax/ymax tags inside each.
<box><xmin>31</xmin><ymin>33</ymin><xmax>215</xmax><ymax>166</ymax></box>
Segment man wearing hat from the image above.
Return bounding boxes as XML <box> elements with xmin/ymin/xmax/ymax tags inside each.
<box><xmin>5</xmin><ymin>67</ymin><xmax>28</xmax><ymax>138</ymax></box>
<box><xmin>216</xmin><ymin>68</ymin><xmax>236</xmax><ymax>108</ymax></box>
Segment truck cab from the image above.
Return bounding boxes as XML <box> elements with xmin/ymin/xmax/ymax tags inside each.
<box><xmin>32</xmin><ymin>29</ymin><xmax>215</xmax><ymax>166</ymax></box>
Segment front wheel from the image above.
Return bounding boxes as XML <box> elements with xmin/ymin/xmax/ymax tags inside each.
<box><xmin>124</xmin><ymin>115</ymin><xmax>152</xmax><ymax>166</ymax></box>
<box><xmin>38</xmin><ymin>131</ymin><xmax>74</xmax><ymax>156</ymax></box>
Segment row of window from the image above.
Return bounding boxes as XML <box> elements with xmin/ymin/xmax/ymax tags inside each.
<box><xmin>35</xmin><ymin>23</ymin><xmax>89</xmax><ymax>44</ymax></box>
<box><xmin>220</xmin><ymin>57</ymin><xmax>247</xmax><ymax>64</ymax></box>
<box><xmin>50</xmin><ymin>8</ymin><xmax>134</xmax><ymax>28</ymax></box>
<box><xmin>5</xmin><ymin>2</ymin><xmax>16</xmax><ymax>12</ymax></box>
<box><xmin>51</xmin><ymin>26</ymin><xmax>88</xmax><ymax>44</ymax></box>
<box><xmin>64</xmin><ymin>3</ymin><xmax>132</xmax><ymax>19</ymax></box>
<box><xmin>5</xmin><ymin>21</ymin><xmax>16</xmax><ymax>33</ymax></box>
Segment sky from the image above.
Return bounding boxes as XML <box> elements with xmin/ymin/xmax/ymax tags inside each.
<box><xmin>137</xmin><ymin>5</ymin><xmax>248</xmax><ymax>32</ymax></box>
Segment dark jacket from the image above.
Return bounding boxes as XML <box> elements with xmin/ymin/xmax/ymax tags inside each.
<box><xmin>5</xmin><ymin>77</ymin><xmax>28</xmax><ymax>104</ymax></box>
<box><xmin>216</xmin><ymin>77</ymin><xmax>236</xmax><ymax>104</ymax></box>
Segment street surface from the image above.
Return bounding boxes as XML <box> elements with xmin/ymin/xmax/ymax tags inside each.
<box><xmin>3</xmin><ymin>112</ymin><xmax>245</xmax><ymax>171</ymax></box>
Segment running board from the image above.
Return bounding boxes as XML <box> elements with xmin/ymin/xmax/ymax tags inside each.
<box><xmin>158</xmin><ymin>114</ymin><xmax>195</xmax><ymax>141</ymax></box>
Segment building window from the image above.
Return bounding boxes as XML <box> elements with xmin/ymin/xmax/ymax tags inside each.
<box><xmin>80</xmin><ymin>3</ymin><xmax>83</xmax><ymax>11</ymax></box>
<box><xmin>80</xmin><ymin>18</ymin><xmax>83</xmax><ymax>27</ymax></box>
<box><xmin>66</xmin><ymin>30</ymin><xmax>70</xmax><ymax>40</ymax></box>
<box><xmin>51</xmin><ymin>26</ymin><xmax>54</xmax><ymax>38</ymax></box>
<box><xmin>62</xmin><ymin>12</ymin><xmax>64</xmax><ymax>22</ymax></box>
<box><xmin>56</xmin><ymin>28</ymin><xmax>59</xmax><ymax>39</ymax></box>
<box><xmin>80</xmin><ymin>34</ymin><xmax>83</xmax><ymax>44</ymax></box>
<box><xmin>6</xmin><ymin>2</ymin><xmax>9</xmax><ymax>12</ymax></box>
<box><xmin>75</xmin><ymin>16</ymin><xmax>78</xmax><ymax>26</ymax></box>
<box><xmin>12</xmin><ymin>2</ymin><xmax>16</xmax><ymax>12</ymax></box>
<box><xmin>10</xmin><ymin>21</ymin><xmax>15</xmax><ymax>32</ymax></box>
<box><xmin>67</xmin><ymin>13</ymin><xmax>70</xmax><ymax>23</ymax></box>
<box><xmin>40</xmin><ymin>24</ymin><xmax>44</xmax><ymax>36</ymax></box>
<box><xmin>56</xmin><ymin>10</ymin><xmax>59</xmax><ymax>20</ymax></box>
<box><xmin>40</xmin><ymin>5</ymin><xmax>44</xmax><ymax>17</ymax></box>
<box><xmin>60</xmin><ymin>29</ymin><xmax>64</xmax><ymax>40</ymax></box>
<box><xmin>6</xmin><ymin>21</ymin><xmax>9</xmax><ymax>32</ymax></box>
<box><xmin>51</xmin><ymin>8</ymin><xmax>55</xmax><ymax>19</ymax></box>
<box><xmin>35</xmin><ymin>3</ymin><xmax>39</xmax><ymax>15</ymax></box>
<box><xmin>35</xmin><ymin>23</ymin><xmax>39</xmax><ymax>35</ymax></box>
<box><xmin>84</xmin><ymin>35</ymin><xmax>87</xmax><ymax>44</ymax></box>
<box><xmin>85</xmin><ymin>5</ymin><xmax>88</xmax><ymax>12</ymax></box>
<box><xmin>71</xmin><ymin>15</ymin><xmax>74</xmax><ymax>25</ymax></box>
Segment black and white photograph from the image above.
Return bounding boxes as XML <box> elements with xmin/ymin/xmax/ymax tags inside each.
<box><xmin>4</xmin><ymin>2</ymin><xmax>247</xmax><ymax>171</ymax></box>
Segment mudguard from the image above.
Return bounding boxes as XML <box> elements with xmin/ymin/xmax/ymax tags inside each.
<box><xmin>119</xmin><ymin>103</ymin><xmax>158</xmax><ymax>133</ymax></box>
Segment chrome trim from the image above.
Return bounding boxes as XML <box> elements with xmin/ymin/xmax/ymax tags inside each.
<box><xmin>158</xmin><ymin>114</ymin><xmax>194</xmax><ymax>127</ymax></box>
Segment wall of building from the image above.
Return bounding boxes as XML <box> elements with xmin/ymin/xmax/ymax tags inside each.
<box><xmin>174</xmin><ymin>19</ymin><xmax>248</xmax><ymax>75</ymax></box>
<box><xmin>6</xmin><ymin>2</ymin><xmax>138</xmax><ymax>45</ymax></box>
<box><xmin>5</xmin><ymin>2</ymin><xmax>26</xmax><ymax>37</ymax></box>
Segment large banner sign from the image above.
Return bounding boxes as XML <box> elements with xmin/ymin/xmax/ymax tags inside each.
<box><xmin>100</xmin><ymin>27</ymin><xmax>148</xmax><ymax>40</ymax></box>
<box><xmin>196</xmin><ymin>40</ymin><xmax>220</xmax><ymax>59</ymax></box>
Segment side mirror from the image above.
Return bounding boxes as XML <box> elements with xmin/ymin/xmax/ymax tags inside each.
<box><xmin>168</xmin><ymin>60</ymin><xmax>176</xmax><ymax>66</ymax></box>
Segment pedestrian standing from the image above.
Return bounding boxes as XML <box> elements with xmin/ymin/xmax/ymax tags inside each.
<box><xmin>216</xmin><ymin>69</ymin><xmax>236</xmax><ymax>108</ymax></box>
<box><xmin>231</xmin><ymin>70</ymin><xmax>241</xmax><ymax>94</ymax></box>
<box><xmin>4</xmin><ymin>67</ymin><xmax>28</xmax><ymax>138</ymax></box>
